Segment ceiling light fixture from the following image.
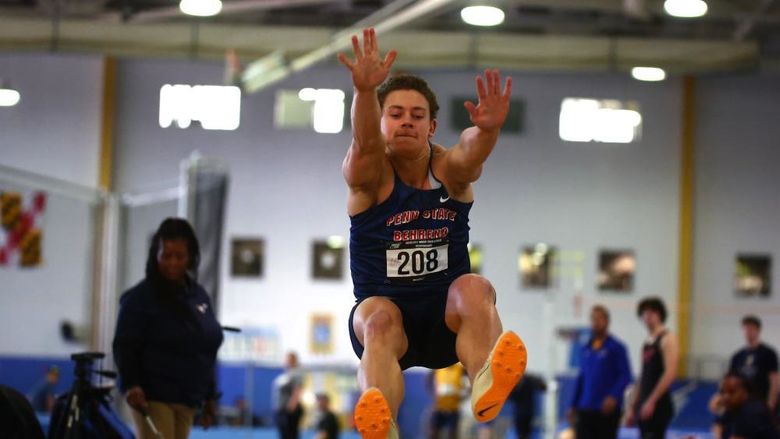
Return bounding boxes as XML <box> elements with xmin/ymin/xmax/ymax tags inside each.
<box><xmin>0</xmin><ymin>80</ymin><xmax>20</xmax><ymax>107</ymax></box>
<box><xmin>631</xmin><ymin>66</ymin><xmax>667</xmax><ymax>81</ymax></box>
<box><xmin>663</xmin><ymin>0</ymin><xmax>708</xmax><ymax>18</ymax></box>
<box><xmin>461</xmin><ymin>5</ymin><xmax>505</xmax><ymax>27</ymax></box>
<box><xmin>179</xmin><ymin>0</ymin><xmax>222</xmax><ymax>17</ymax></box>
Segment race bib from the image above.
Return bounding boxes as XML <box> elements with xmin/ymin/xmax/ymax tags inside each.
<box><xmin>386</xmin><ymin>243</ymin><xmax>448</xmax><ymax>278</ymax></box>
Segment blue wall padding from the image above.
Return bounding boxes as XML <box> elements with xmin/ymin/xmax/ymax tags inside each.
<box><xmin>557</xmin><ymin>374</ymin><xmax>577</xmax><ymax>420</ymax></box>
<box><xmin>556</xmin><ymin>373</ymin><xmax>719</xmax><ymax>430</ymax></box>
<box><xmin>672</xmin><ymin>381</ymin><xmax>719</xmax><ymax>429</ymax></box>
<box><xmin>0</xmin><ymin>356</ymin><xmax>75</xmax><ymax>398</ymax></box>
<box><xmin>1</xmin><ymin>355</ymin><xmax>718</xmax><ymax>434</ymax></box>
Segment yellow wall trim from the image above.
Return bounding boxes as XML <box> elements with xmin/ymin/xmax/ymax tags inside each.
<box><xmin>98</xmin><ymin>57</ymin><xmax>116</xmax><ymax>191</ymax></box>
<box><xmin>677</xmin><ymin>76</ymin><xmax>696</xmax><ymax>376</ymax></box>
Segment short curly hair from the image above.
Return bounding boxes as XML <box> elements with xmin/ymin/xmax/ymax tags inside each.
<box><xmin>377</xmin><ymin>74</ymin><xmax>440</xmax><ymax>120</ymax></box>
<box><xmin>637</xmin><ymin>296</ymin><xmax>668</xmax><ymax>323</ymax></box>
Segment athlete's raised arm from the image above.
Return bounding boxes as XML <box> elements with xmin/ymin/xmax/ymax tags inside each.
<box><xmin>337</xmin><ymin>28</ymin><xmax>397</xmax><ymax>200</ymax></box>
<box><xmin>444</xmin><ymin>69</ymin><xmax>512</xmax><ymax>186</ymax></box>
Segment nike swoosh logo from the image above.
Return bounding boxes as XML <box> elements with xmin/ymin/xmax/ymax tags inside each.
<box><xmin>477</xmin><ymin>403</ymin><xmax>498</xmax><ymax>418</ymax></box>
<box><xmin>439</xmin><ymin>196</ymin><xmax>450</xmax><ymax>203</ymax></box>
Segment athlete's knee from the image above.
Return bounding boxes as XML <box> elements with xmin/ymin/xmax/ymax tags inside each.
<box><xmin>450</xmin><ymin>274</ymin><xmax>496</xmax><ymax>307</ymax></box>
<box><xmin>363</xmin><ymin>308</ymin><xmax>402</xmax><ymax>341</ymax></box>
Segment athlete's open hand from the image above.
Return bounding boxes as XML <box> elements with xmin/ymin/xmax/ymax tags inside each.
<box><xmin>464</xmin><ymin>69</ymin><xmax>512</xmax><ymax>132</ymax></box>
<box><xmin>337</xmin><ymin>28</ymin><xmax>397</xmax><ymax>92</ymax></box>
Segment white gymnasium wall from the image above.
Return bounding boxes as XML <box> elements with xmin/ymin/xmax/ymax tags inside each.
<box><xmin>0</xmin><ymin>185</ymin><xmax>99</xmax><ymax>356</ymax></box>
<box><xmin>0</xmin><ymin>53</ymin><xmax>103</xmax><ymax>188</ymax></box>
<box><xmin>112</xmin><ymin>58</ymin><xmax>682</xmax><ymax>374</ymax></box>
<box><xmin>690</xmin><ymin>73</ymin><xmax>780</xmax><ymax>378</ymax></box>
<box><xmin>0</xmin><ymin>53</ymin><xmax>104</xmax><ymax>356</ymax></box>
<box><xmin>113</xmin><ymin>59</ymin><xmax>361</xmax><ymax>365</ymax></box>
<box><xmin>462</xmin><ymin>71</ymin><xmax>681</xmax><ymax>377</ymax></box>
<box><xmin>8</xmin><ymin>53</ymin><xmax>774</xmax><ymax>379</ymax></box>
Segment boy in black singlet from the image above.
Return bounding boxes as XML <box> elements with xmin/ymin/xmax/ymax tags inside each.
<box><xmin>627</xmin><ymin>297</ymin><xmax>679</xmax><ymax>439</ymax></box>
<box><xmin>337</xmin><ymin>28</ymin><xmax>528</xmax><ymax>439</ymax></box>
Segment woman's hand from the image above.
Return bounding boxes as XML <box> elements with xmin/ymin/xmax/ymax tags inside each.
<box><xmin>200</xmin><ymin>399</ymin><xmax>218</xmax><ymax>429</ymax></box>
<box><xmin>126</xmin><ymin>386</ymin><xmax>148</xmax><ymax>411</ymax></box>
<box><xmin>337</xmin><ymin>28</ymin><xmax>397</xmax><ymax>92</ymax></box>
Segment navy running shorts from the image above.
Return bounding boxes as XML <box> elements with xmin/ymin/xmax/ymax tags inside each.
<box><xmin>348</xmin><ymin>292</ymin><xmax>458</xmax><ymax>370</ymax></box>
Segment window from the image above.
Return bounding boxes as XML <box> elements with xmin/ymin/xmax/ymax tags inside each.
<box><xmin>159</xmin><ymin>84</ymin><xmax>241</xmax><ymax>131</ymax></box>
<box><xmin>274</xmin><ymin>88</ymin><xmax>346</xmax><ymax>134</ymax></box>
<box><xmin>559</xmin><ymin>98</ymin><xmax>642</xmax><ymax>143</ymax></box>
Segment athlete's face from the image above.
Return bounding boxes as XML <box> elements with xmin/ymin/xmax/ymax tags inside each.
<box><xmin>381</xmin><ymin>89</ymin><xmax>437</xmax><ymax>156</ymax></box>
<box><xmin>641</xmin><ymin>309</ymin><xmax>661</xmax><ymax>331</ymax></box>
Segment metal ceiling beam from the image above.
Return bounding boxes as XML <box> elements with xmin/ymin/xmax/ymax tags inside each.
<box><xmin>0</xmin><ymin>18</ymin><xmax>761</xmax><ymax>73</ymax></box>
<box><xmin>734</xmin><ymin>0</ymin><xmax>776</xmax><ymax>40</ymax></box>
<box><xmin>508</xmin><ymin>0</ymin><xmax>768</xmax><ymax>20</ymax></box>
<box><xmin>241</xmin><ymin>0</ymin><xmax>457</xmax><ymax>93</ymax></box>
<box><xmin>118</xmin><ymin>0</ymin><xmax>342</xmax><ymax>24</ymax></box>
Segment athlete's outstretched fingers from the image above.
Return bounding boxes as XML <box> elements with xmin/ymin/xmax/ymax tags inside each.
<box><xmin>363</xmin><ymin>28</ymin><xmax>371</xmax><ymax>57</ymax></box>
<box><xmin>493</xmin><ymin>69</ymin><xmax>501</xmax><ymax>95</ymax></box>
<box><xmin>369</xmin><ymin>28</ymin><xmax>378</xmax><ymax>52</ymax></box>
<box><xmin>337</xmin><ymin>52</ymin><xmax>353</xmax><ymax>70</ymax></box>
<box><xmin>503</xmin><ymin>76</ymin><xmax>512</xmax><ymax>98</ymax></box>
<box><xmin>351</xmin><ymin>35</ymin><xmax>363</xmax><ymax>61</ymax></box>
<box><xmin>383</xmin><ymin>49</ymin><xmax>398</xmax><ymax>69</ymax></box>
<box><xmin>483</xmin><ymin>69</ymin><xmax>493</xmax><ymax>96</ymax></box>
<box><xmin>464</xmin><ymin>100</ymin><xmax>477</xmax><ymax>117</ymax></box>
<box><xmin>475</xmin><ymin>75</ymin><xmax>487</xmax><ymax>100</ymax></box>
<box><xmin>384</xmin><ymin>50</ymin><xmax>398</xmax><ymax>69</ymax></box>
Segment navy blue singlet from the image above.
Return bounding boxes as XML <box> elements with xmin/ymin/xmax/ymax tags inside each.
<box><xmin>349</xmin><ymin>149</ymin><xmax>473</xmax><ymax>300</ymax></box>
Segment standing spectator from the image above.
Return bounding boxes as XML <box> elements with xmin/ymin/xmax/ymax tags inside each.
<box><xmin>428</xmin><ymin>363</ymin><xmax>467</xmax><ymax>439</ymax></box>
<box><xmin>29</xmin><ymin>365</ymin><xmax>59</xmax><ymax>413</ymax></box>
<box><xmin>729</xmin><ymin>315</ymin><xmax>778</xmax><ymax>413</ymax></box>
<box><xmin>718</xmin><ymin>372</ymin><xmax>779</xmax><ymax>439</ymax></box>
<box><xmin>568</xmin><ymin>305</ymin><xmax>632</xmax><ymax>439</ymax></box>
<box><xmin>627</xmin><ymin>297</ymin><xmax>679</xmax><ymax>439</ymax></box>
<box><xmin>509</xmin><ymin>373</ymin><xmax>547</xmax><ymax>439</ymax></box>
<box><xmin>273</xmin><ymin>351</ymin><xmax>304</xmax><ymax>439</ymax></box>
<box><xmin>113</xmin><ymin>217</ymin><xmax>224</xmax><ymax>439</ymax></box>
<box><xmin>315</xmin><ymin>393</ymin><xmax>340</xmax><ymax>439</ymax></box>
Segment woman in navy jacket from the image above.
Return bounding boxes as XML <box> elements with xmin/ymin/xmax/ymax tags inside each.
<box><xmin>113</xmin><ymin>218</ymin><xmax>224</xmax><ymax>439</ymax></box>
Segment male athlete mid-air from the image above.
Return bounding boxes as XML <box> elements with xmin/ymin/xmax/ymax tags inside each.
<box><xmin>338</xmin><ymin>28</ymin><xmax>528</xmax><ymax>438</ymax></box>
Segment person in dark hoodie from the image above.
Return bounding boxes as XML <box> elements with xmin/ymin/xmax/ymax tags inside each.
<box><xmin>113</xmin><ymin>217</ymin><xmax>224</xmax><ymax>439</ymax></box>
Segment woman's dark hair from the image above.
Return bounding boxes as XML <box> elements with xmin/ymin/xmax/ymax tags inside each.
<box><xmin>377</xmin><ymin>74</ymin><xmax>440</xmax><ymax>120</ymax></box>
<box><xmin>145</xmin><ymin>217</ymin><xmax>200</xmax><ymax>281</ymax></box>
<box><xmin>636</xmin><ymin>296</ymin><xmax>667</xmax><ymax>323</ymax></box>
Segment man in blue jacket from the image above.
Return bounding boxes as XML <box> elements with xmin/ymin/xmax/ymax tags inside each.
<box><xmin>568</xmin><ymin>305</ymin><xmax>632</xmax><ymax>439</ymax></box>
